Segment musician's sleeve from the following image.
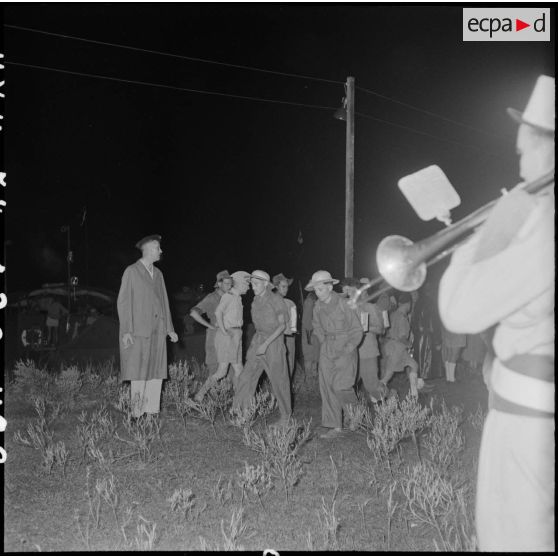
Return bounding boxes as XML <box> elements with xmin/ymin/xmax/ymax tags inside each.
<box><xmin>438</xmin><ymin>195</ymin><xmax>554</xmax><ymax>334</ymax></box>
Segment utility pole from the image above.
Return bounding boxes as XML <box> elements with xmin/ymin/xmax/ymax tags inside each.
<box><xmin>344</xmin><ymin>76</ymin><xmax>355</xmax><ymax>278</ymax></box>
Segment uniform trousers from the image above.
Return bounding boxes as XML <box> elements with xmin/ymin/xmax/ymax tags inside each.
<box><xmin>359</xmin><ymin>356</ymin><xmax>384</xmax><ymax>399</ymax></box>
<box><xmin>285</xmin><ymin>335</ymin><xmax>296</xmax><ymax>377</ymax></box>
<box><xmin>233</xmin><ymin>332</ymin><xmax>292</xmax><ymax>420</ymax></box>
<box><xmin>476</xmin><ymin>409</ymin><xmax>554</xmax><ymax>552</ymax></box>
<box><xmin>319</xmin><ymin>350</ymin><xmax>358</xmax><ymax>429</ymax></box>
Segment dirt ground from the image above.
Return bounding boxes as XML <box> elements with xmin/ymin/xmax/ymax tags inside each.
<box><xmin>3</xmin><ymin>360</ymin><xmax>487</xmax><ymax>552</ymax></box>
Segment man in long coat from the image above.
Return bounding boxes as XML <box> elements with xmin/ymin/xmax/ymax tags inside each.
<box><xmin>117</xmin><ymin>235</ymin><xmax>178</xmax><ymax>417</ymax></box>
<box><xmin>309</xmin><ymin>270</ymin><xmax>363</xmax><ymax>438</ymax></box>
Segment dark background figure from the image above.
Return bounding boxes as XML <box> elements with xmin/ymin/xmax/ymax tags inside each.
<box><xmin>410</xmin><ymin>284</ymin><xmax>442</xmax><ymax>380</ymax></box>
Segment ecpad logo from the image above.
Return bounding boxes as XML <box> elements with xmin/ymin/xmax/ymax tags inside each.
<box><xmin>463</xmin><ymin>8</ymin><xmax>550</xmax><ymax>41</ymax></box>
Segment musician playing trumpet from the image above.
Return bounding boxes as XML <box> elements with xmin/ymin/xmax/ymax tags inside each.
<box><xmin>438</xmin><ymin>75</ymin><xmax>554</xmax><ymax>552</ymax></box>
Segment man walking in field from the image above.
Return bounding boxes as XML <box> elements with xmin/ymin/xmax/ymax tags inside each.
<box><xmin>309</xmin><ymin>270</ymin><xmax>363</xmax><ymax>438</ymax></box>
<box><xmin>195</xmin><ymin>270</ymin><xmax>251</xmax><ymax>401</ymax></box>
<box><xmin>341</xmin><ymin>277</ymin><xmax>388</xmax><ymax>403</ymax></box>
<box><xmin>190</xmin><ymin>270</ymin><xmax>233</xmax><ymax>375</ymax></box>
<box><xmin>233</xmin><ymin>270</ymin><xmax>292</xmax><ymax>424</ymax></box>
<box><xmin>117</xmin><ymin>234</ymin><xmax>178</xmax><ymax>417</ymax></box>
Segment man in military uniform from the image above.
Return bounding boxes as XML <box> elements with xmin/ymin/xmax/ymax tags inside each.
<box><xmin>190</xmin><ymin>270</ymin><xmax>233</xmax><ymax>375</ymax></box>
<box><xmin>308</xmin><ymin>270</ymin><xmax>363</xmax><ymax>438</ymax></box>
<box><xmin>233</xmin><ymin>270</ymin><xmax>291</xmax><ymax>423</ymax></box>
<box><xmin>117</xmin><ymin>234</ymin><xmax>178</xmax><ymax>417</ymax></box>
<box><xmin>195</xmin><ymin>270</ymin><xmax>250</xmax><ymax>401</ymax></box>
<box><xmin>341</xmin><ymin>277</ymin><xmax>387</xmax><ymax>403</ymax></box>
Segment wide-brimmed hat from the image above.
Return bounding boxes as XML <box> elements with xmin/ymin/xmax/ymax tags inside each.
<box><xmin>272</xmin><ymin>273</ymin><xmax>293</xmax><ymax>287</ymax></box>
<box><xmin>135</xmin><ymin>234</ymin><xmax>161</xmax><ymax>250</ymax></box>
<box><xmin>214</xmin><ymin>269</ymin><xmax>232</xmax><ymax>287</ymax></box>
<box><xmin>507</xmin><ymin>75</ymin><xmax>555</xmax><ymax>133</ymax></box>
<box><xmin>305</xmin><ymin>270</ymin><xmax>339</xmax><ymax>291</ymax></box>
<box><xmin>340</xmin><ymin>277</ymin><xmax>360</xmax><ymax>288</ymax></box>
<box><xmin>251</xmin><ymin>270</ymin><xmax>270</xmax><ymax>282</ymax></box>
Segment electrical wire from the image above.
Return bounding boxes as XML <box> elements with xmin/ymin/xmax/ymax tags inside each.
<box><xmin>5</xmin><ymin>24</ymin><xmax>508</xmax><ymax>142</ymax></box>
<box><xmin>355</xmin><ymin>111</ymin><xmax>509</xmax><ymax>159</ymax></box>
<box><xmin>6</xmin><ymin>60</ymin><xmax>510</xmax><ymax>157</ymax></box>
<box><xmin>357</xmin><ymin>85</ymin><xmax>510</xmax><ymax>142</ymax></box>
<box><xmin>5</xmin><ymin>60</ymin><xmax>339</xmax><ymax>111</ymax></box>
<box><xmin>4</xmin><ymin>24</ymin><xmax>344</xmax><ymax>85</ymax></box>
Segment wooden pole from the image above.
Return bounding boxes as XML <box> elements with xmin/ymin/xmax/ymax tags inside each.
<box><xmin>344</xmin><ymin>76</ymin><xmax>355</xmax><ymax>278</ymax></box>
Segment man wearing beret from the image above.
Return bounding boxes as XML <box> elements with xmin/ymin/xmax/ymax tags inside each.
<box><xmin>233</xmin><ymin>270</ymin><xmax>292</xmax><ymax>423</ymax></box>
<box><xmin>273</xmin><ymin>273</ymin><xmax>297</xmax><ymax>378</ymax></box>
<box><xmin>308</xmin><ymin>270</ymin><xmax>363</xmax><ymax>438</ymax></box>
<box><xmin>190</xmin><ymin>270</ymin><xmax>233</xmax><ymax>376</ymax></box>
<box><xmin>117</xmin><ymin>235</ymin><xmax>178</xmax><ymax>417</ymax></box>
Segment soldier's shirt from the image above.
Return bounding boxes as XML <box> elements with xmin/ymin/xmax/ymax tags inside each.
<box><xmin>192</xmin><ymin>290</ymin><xmax>222</xmax><ymax>326</ymax></box>
<box><xmin>252</xmin><ymin>288</ymin><xmax>288</xmax><ymax>335</ymax></box>
<box><xmin>216</xmin><ymin>288</ymin><xmax>244</xmax><ymax>329</ymax></box>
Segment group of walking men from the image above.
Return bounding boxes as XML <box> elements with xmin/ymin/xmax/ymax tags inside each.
<box><xmin>117</xmin><ymin>74</ymin><xmax>554</xmax><ymax>551</ymax></box>
<box><xmin>118</xmin><ymin>247</ymin><xmax>424</xmax><ymax>437</ymax></box>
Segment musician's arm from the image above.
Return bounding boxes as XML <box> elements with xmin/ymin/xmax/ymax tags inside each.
<box><xmin>439</xmin><ymin>197</ymin><xmax>554</xmax><ymax>334</ymax></box>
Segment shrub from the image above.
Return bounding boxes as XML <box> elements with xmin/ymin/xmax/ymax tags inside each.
<box><xmin>423</xmin><ymin>401</ymin><xmax>464</xmax><ymax>478</ymax></box>
<box><xmin>114</xmin><ymin>410</ymin><xmax>161</xmax><ymax>463</ymax></box>
<box><xmin>399</xmin><ymin>461</ymin><xmax>476</xmax><ymax>551</ymax></box>
<box><xmin>228</xmin><ymin>391</ymin><xmax>277</xmax><ymax>429</ymax></box>
<box><xmin>242</xmin><ymin>417</ymin><xmax>311</xmax><ymax>501</ymax></box>
<box><xmin>236</xmin><ymin>461</ymin><xmax>273</xmax><ymax>509</ymax></box>
<box><xmin>366</xmin><ymin>394</ymin><xmax>431</xmax><ymax>472</ymax></box>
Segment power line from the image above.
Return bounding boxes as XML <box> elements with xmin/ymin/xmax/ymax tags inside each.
<box><xmin>356</xmin><ymin>84</ymin><xmax>510</xmax><ymax>142</ymax></box>
<box><xmin>5</xmin><ymin>60</ymin><xmax>339</xmax><ymax>111</ymax></box>
<box><xmin>4</xmin><ymin>24</ymin><xmax>345</xmax><ymax>85</ymax></box>
<box><xmin>4</xmin><ymin>24</ymin><xmax>511</xmax><ymax>144</ymax></box>
<box><xmin>355</xmin><ymin>111</ymin><xmax>509</xmax><ymax>160</ymax></box>
<box><xmin>6</xmin><ymin>60</ymin><xmax>510</xmax><ymax>158</ymax></box>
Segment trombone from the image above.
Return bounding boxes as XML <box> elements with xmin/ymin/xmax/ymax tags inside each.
<box><xmin>352</xmin><ymin>169</ymin><xmax>554</xmax><ymax>306</ymax></box>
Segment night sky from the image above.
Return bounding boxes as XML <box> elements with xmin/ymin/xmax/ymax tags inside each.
<box><xmin>3</xmin><ymin>5</ymin><xmax>554</xmax><ymax>296</ymax></box>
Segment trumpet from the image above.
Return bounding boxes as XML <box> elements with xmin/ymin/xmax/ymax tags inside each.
<box><xmin>353</xmin><ymin>169</ymin><xmax>554</xmax><ymax>306</ymax></box>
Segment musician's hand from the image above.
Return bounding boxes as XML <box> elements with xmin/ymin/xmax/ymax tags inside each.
<box><xmin>122</xmin><ymin>333</ymin><xmax>134</xmax><ymax>348</ymax></box>
<box><xmin>168</xmin><ymin>332</ymin><xmax>178</xmax><ymax>343</ymax></box>
<box><xmin>256</xmin><ymin>344</ymin><xmax>267</xmax><ymax>356</ymax></box>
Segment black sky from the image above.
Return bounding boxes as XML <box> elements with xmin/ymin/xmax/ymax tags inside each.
<box><xmin>2</xmin><ymin>4</ymin><xmax>554</xmax><ymax>295</ymax></box>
